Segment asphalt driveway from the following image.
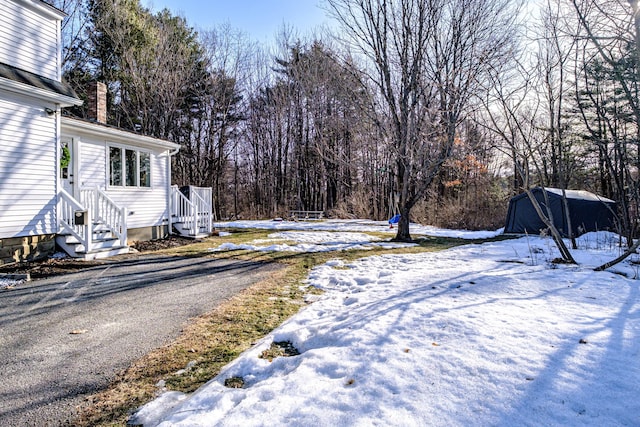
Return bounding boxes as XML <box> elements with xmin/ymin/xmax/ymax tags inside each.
<box><xmin>0</xmin><ymin>254</ymin><xmax>281</xmax><ymax>426</ymax></box>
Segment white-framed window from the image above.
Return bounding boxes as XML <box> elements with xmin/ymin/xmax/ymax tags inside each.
<box><xmin>109</xmin><ymin>145</ymin><xmax>151</xmax><ymax>188</ymax></box>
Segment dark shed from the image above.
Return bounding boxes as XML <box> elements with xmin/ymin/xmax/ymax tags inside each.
<box><xmin>504</xmin><ymin>188</ymin><xmax>617</xmax><ymax>237</ymax></box>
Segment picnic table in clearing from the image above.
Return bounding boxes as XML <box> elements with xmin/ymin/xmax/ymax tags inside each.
<box><xmin>289</xmin><ymin>210</ymin><xmax>324</xmax><ymax>220</ymax></box>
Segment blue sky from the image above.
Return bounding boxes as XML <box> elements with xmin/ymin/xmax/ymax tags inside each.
<box><xmin>144</xmin><ymin>0</ymin><xmax>330</xmax><ymax>42</ymax></box>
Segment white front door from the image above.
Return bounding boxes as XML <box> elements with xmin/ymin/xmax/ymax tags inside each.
<box><xmin>60</xmin><ymin>138</ymin><xmax>76</xmax><ymax>197</ymax></box>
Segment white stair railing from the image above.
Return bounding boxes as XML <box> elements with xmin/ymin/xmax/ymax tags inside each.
<box><xmin>172</xmin><ymin>186</ymin><xmax>197</xmax><ymax>234</ymax></box>
<box><xmin>189</xmin><ymin>188</ymin><xmax>213</xmax><ymax>234</ymax></box>
<box><xmin>171</xmin><ymin>186</ymin><xmax>213</xmax><ymax>235</ymax></box>
<box><xmin>58</xmin><ymin>188</ymin><xmax>92</xmax><ymax>252</ymax></box>
<box><xmin>80</xmin><ymin>187</ymin><xmax>127</xmax><ymax>247</ymax></box>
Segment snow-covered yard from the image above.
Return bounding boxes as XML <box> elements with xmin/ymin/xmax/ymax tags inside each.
<box><xmin>134</xmin><ymin>221</ymin><xmax>640</xmax><ymax>426</ymax></box>
<box><xmin>214</xmin><ymin>218</ymin><xmax>504</xmax><ymax>239</ymax></box>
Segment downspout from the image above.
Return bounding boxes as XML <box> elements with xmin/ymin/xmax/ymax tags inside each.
<box><xmin>54</xmin><ymin>105</ymin><xmax>61</xmax><ymax>234</ymax></box>
<box><xmin>164</xmin><ymin>147</ymin><xmax>180</xmax><ymax>236</ymax></box>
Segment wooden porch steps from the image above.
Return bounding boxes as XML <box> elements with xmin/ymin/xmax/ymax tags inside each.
<box><xmin>172</xmin><ymin>220</ymin><xmax>211</xmax><ymax>239</ymax></box>
<box><xmin>171</xmin><ymin>186</ymin><xmax>213</xmax><ymax>239</ymax></box>
<box><xmin>56</xmin><ymin>222</ymin><xmax>129</xmax><ymax>260</ymax></box>
<box><xmin>58</xmin><ymin>187</ymin><xmax>129</xmax><ymax>260</ymax></box>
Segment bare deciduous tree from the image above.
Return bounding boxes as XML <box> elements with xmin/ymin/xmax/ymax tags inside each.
<box><xmin>326</xmin><ymin>0</ymin><xmax>519</xmax><ymax>241</ymax></box>
<box><xmin>483</xmin><ymin>60</ymin><xmax>578</xmax><ymax>263</ymax></box>
<box><xmin>484</xmin><ymin>0</ymin><xmax>640</xmax><ymax>268</ymax></box>
<box><xmin>571</xmin><ymin>0</ymin><xmax>640</xmax><ymax>244</ymax></box>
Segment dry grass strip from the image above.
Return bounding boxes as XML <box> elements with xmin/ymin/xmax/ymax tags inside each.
<box><xmin>72</xmin><ymin>265</ymin><xmax>309</xmax><ymax>426</ymax></box>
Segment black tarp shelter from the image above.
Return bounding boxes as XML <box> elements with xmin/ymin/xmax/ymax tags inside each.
<box><xmin>504</xmin><ymin>188</ymin><xmax>617</xmax><ymax>237</ymax></box>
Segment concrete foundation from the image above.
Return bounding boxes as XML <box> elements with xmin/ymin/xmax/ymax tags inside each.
<box><xmin>0</xmin><ymin>234</ymin><xmax>56</xmax><ymax>265</ymax></box>
<box><xmin>127</xmin><ymin>225</ymin><xmax>170</xmax><ymax>243</ymax></box>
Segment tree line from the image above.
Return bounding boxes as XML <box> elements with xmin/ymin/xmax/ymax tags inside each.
<box><xmin>51</xmin><ymin>0</ymin><xmax>639</xmax><ymax>243</ymax></box>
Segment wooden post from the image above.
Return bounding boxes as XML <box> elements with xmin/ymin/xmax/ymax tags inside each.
<box><xmin>121</xmin><ymin>206</ymin><xmax>128</xmax><ymax>246</ymax></box>
<box><xmin>85</xmin><ymin>208</ymin><xmax>93</xmax><ymax>253</ymax></box>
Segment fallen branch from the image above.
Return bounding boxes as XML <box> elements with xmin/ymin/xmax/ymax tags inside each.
<box><xmin>594</xmin><ymin>238</ymin><xmax>640</xmax><ymax>272</ymax></box>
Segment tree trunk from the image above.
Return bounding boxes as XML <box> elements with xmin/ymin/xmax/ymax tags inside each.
<box><xmin>393</xmin><ymin>205</ymin><xmax>412</xmax><ymax>242</ymax></box>
<box><xmin>525</xmin><ymin>188</ymin><xmax>577</xmax><ymax>264</ymax></box>
<box><xmin>594</xmin><ymin>237</ymin><xmax>640</xmax><ymax>271</ymax></box>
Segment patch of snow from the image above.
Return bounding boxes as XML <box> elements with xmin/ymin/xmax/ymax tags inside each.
<box><xmin>0</xmin><ymin>277</ymin><xmax>21</xmax><ymax>289</ymax></box>
<box><xmin>214</xmin><ymin>219</ymin><xmax>503</xmax><ymax>239</ymax></box>
<box><xmin>51</xmin><ymin>251</ymin><xmax>69</xmax><ymax>259</ymax></box>
<box><xmin>269</xmin><ymin>231</ymin><xmax>377</xmax><ymax>244</ymax></box>
<box><xmin>128</xmin><ymin>391</ymin><xmax>187</xmax><ymax>427</ymax></box>
<box><xmin>209</xmin><ymin>229</ymin><xmax>417</xmax><ymax>253</ymax></box>
<box><xmin>137</xmin><ymin>227</ymin><xmax>640</xmax><ymax>427</ymax></box>
<box><xmin>209</xmin><ymin>240</ymin><xmax>416</xmax><ymax>253</ymax></box>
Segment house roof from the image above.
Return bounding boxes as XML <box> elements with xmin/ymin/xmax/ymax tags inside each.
<box><xmin>0</xmin><ymin>62</ymin><xmax>82</xmax><ymax>106</ymax></box>
<box><xmin>61</xmin><ymin>116</ymin><xmax>181</xmax><ymax>152</ymax></box>
<box><xmin>0</xmin><ymin>62</ymin><xmax>78</xmax><ymax>98</ymax></box>
<box><xmin>15</xmin><ymin>0</ymin><xmax>66</xmax><ymax>21</ymax></box>
<box><xmin>37</xmin><ymin>0</ymin><xmax>66</xmax><ymax>18</ymax></box>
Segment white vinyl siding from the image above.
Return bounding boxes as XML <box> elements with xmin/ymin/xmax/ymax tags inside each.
<box><xmin>0</xmin><ymin>94</ymin><xmax>58</xmax><ymax>237</ymax></box>
<box><xmin>63</xmin><ymin>132</ymin><xmax>170</xmax><ymax>229</ymax></box>
<box><xmin>0</xmin><ymin>1</ymin><xmax>60</xmax><ymax>80</ymax></box>
<box><xmin>77</xmin><ymin>142</ymin><xmax>104</xmax><ymax>187</ymax></box>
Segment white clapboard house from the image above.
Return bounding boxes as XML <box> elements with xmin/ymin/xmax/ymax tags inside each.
<box><xmin>0</xmin><ymin>0</ymin><xmax>212</xmax><ymax>262</ymax></box>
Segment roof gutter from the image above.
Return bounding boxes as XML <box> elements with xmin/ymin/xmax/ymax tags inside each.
<box><xmin>61</xmin><ymin>117</ymin><xmax>180</xmax><ymax>151</ymax></box>
<box><xmin>0</xmin><ymin>76</ymin><xmax>82</xmax><ymax>107</ymax></box>
<box><xmin>15</xmin><ymin>0</ymin><xmax>67</xmax><ymax>20</ymax></box>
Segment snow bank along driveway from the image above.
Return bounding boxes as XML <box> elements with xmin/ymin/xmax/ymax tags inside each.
<box><xmin>138</xmin><ymin>229</ymin><xmax>639</xmax><ymax>427</ymax></box>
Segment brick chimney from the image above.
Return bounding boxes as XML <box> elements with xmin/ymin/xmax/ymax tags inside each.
<box><xmin>87</xmin><ymin>81</ymin><xmax>107</xmax><ymax>124</ymax></box>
